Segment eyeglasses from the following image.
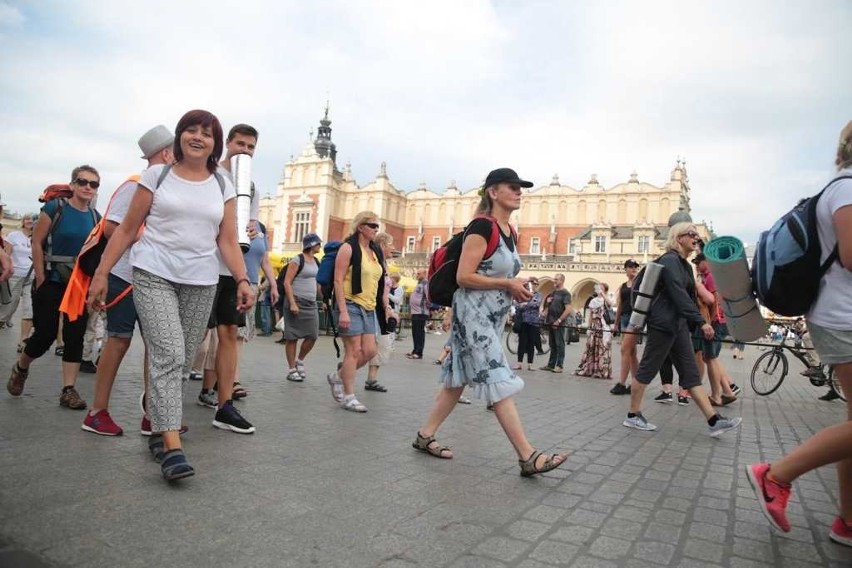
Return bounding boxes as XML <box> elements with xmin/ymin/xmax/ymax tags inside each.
<box><xmin>679</xmin><ymin>231</ymin><xmax>699</xmax><ymax>239</ymax></box>
<box><xmin>73</xmin><ymin>178</ymin><xmax>100</xmax><ymax>189</ymax></box>
<box><xmin>363</xmin><ymin>222</ymin><xmax>380</xmax><ymax>229</ymax></box>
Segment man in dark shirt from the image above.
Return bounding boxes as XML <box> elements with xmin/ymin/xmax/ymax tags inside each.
<box><xmin>540</xmin><ymin>274</ymin><xmax>573</xmax><ymax>372</ymax></box>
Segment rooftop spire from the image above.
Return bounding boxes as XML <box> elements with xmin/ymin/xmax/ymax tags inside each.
<box><xmin>314</xmin><ymin>103</ymin><xmax>337</xmax><ymax>164</ymax></box>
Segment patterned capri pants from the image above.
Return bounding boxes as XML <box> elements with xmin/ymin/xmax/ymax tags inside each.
<box><xmin>133</xmin><ymin>268</ymin><xmax>217</xmax><ymax>433</ymax></box>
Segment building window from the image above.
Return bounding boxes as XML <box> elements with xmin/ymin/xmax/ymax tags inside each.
<box><xmin>638</xmin><ymin>235</ymin><xmax>650</xmax><ymax>254</ymax></box>
<box><xmin>594</xmin><ymin>235</ymin><xmax>607</xmax><ymax>253</ymax></box>
<box><xmin>406</xmin><ymin>236</ymin><xmax>415</xmax><ymax>253</ymax></box>
<box><xmin>294</xmin><ymin>211</ymin><xmax>310</xmax><ymax>243</ymax></box>
<box><xmin>530</xmin><ymin>237</ymin><xmax>541</xmax><ymax>255</ymax></box>
<box><xmin>568</xmin><ymin>239</ymin><xmax>578</xmax><ymax>255</ymax></box>
<box><xmin>432</xmin><ymin>236</ymin><xmax>441</xmax><ymax>252</ymax></box>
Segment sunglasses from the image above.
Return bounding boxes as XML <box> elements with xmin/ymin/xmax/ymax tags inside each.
<box><xmin>679</xmin><ymin>231</ymin><xmax>699</xmax><ymax>239</ymax></box>
<box><xmin>74</xmin><ymin>178</ymin><xmax>100</xmax><ymax>189</ymax></box>
<box><xmin>362</xmin><ymin>222</ymin><xmax>380</xmax><ymax>229</ymax></box>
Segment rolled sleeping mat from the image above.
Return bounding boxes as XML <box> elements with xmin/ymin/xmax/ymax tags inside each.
<box><xmin>231</xmin><ymin>154</ymin><xmax>252</xmax><ymax>252</ymax></box>
<box><xmin>703</xmin><ymin>236</ymin><xmax>768</xmax><ymax>342</ymax></box>
<box><xmin>629</xmin><ymin>261</ymin><xmax>663</xmax><ymax>329</ymax></box>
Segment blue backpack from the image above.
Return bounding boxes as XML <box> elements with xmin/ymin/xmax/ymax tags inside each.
<box><xmin>316</xmin><ymin>240</ymin><xmax>341</xmax><ymax>300</ymax></box>
<box><xmin>751</xmin><ymin>175</ymin><xmax>851</xmax><ymax>316</ymax></box>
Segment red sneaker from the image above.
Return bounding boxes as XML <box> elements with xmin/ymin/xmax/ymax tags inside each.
<box><xmin>830</xmin><ymin>517</ymin><xmax>852</xmax><ymax>547</ymax></box>
<box><xmin>140</xmin><ymin>416</ymin><xmax>188</xmax><ymax>436</ymax></box>
<box><xmin>746</xmin><ymin>463</ymin><xmax>791</xmax><ymax>532</ymax></box>
<box><xmin>81</xmin><ymin>409</ymin><xmax>123</xmax><ymax>436</ymax></box>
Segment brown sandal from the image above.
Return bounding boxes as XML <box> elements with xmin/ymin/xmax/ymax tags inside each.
<box><xmin>519</xmin><ymin>450</ymin><xmax>568</xmax><ymax>477</ymax></box>
<box><xmin>412</xmin><ymin>431</ymin><xmax>453</xmax><ymax>459</ymax></box>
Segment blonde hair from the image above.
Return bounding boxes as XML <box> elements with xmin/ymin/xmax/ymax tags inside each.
<box><xmin>837</xmin><ymin>120</ymin><xmax>852</xmax><ymax>171</ymax></box>
<box><xmin>374</xmin><ymin>232</ymin><xmax>393</xmax><ymax>248</ymax></box>
<box><xmin>474</xmin><ymin>185</ymin><xmax>496</xmax><ymax>216</ymax></box>
<box><xmin>665</xmin><ymin>222</ymin><xmax>696</xmax><ymax>254</ymax></box>
<box><xmin>349</xmin><ymin>210</ymin><xmax>379</xmax><ymax>235</ymax></box>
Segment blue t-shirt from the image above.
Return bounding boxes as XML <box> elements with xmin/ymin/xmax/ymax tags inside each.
<box><xmin>41</xmin><ymin>199</ymin><xmax>99</xmax><ymax>284</ymax></box>
<box><xmin>244</xmin><ymin>228</ymin><xmax>268</xmax><ymax>284</ymax></box>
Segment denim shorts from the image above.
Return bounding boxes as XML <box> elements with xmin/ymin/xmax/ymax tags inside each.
<box><xmin>333</xmin><ymin>301</ymin><xmax>376</xmax><ymax>337</ymax></box>
<box><xmin>808</xmin><ymin>322</ymin><xmax>852</xmax><ymax>365</ymax></box>
<box><xmin>106</xmin><ymin>274</ymin><xmax>137</xmax><ymax>338</ymax></box>
<box><xmin>692</xmin><ymin>321</ymin><xmax>723</xmax><ymax>359</ymax></box>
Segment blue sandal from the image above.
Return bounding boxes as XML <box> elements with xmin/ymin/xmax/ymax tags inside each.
<box><xmin>148</xmin><ymin>435</ymin><xmax>165</xmax><ymax>462</ymax></box>
<box><xmin>161</xmin><ymin>449</ymin><xmax>195</xmax><ymax>481</ymax></box>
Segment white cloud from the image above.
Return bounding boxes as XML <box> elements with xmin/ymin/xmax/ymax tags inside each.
<box><xmin>0</xmin><ymin>0</ymin><xmax>849</xmax><ymax>244</ymax></box>
<box><xmin>0</xmin><ymin>2</ymin><xmax>24</xmax><ymax>28</ymax></box>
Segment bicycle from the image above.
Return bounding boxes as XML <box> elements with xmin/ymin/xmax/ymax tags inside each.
<box><xmin>504</xmin><ymin>322</ymin><xmax>550</xmax><ymax>356</ymax></box>
<box><xmin>750</xmin><ymin>332</ymin><xmax>844</xmax><ymax>400</ymax></box>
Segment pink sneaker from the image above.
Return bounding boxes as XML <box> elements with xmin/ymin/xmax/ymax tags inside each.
<box><xmin>746</xmin><ymin>463</ymin><xmax>792</xmax><ymax>532</ymax></box>
<box><xmin>81</xmin><ymin>409</ymin><xmax>123</xmax><ymax>436</ymax></box>
<box><xmin>830</xmin><ymin>517</ymin><xmax>852</xmax><ymax>547</ymax></box>
<box><xmin>140</xmin><ymin>416</ymin><xmax>188</xmax><ymax>436</ymax></box>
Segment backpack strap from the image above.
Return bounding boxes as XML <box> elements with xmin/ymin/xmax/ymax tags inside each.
<box><xmin>295</xmin><ymin>253</ymin><xmax>305</xmax><ymax>277</ymax></box>
<box><xmin>155</xmin><ymin>164</ymin><xmax>172</xmax><ymax>189</ymax></box>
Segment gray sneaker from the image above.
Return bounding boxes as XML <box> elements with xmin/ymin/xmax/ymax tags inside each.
<box><xmin>197</xmin><ymin>389</ymin><xmax>217</xmax><ymax>409</ymax></box>
<box><xmin>709</xmin><ymin>416</ymin><xmax>742</xmax><ymax>438</ymax></box>
<box><xmin>327</xmin><ymin>371</ymin><xmax>344</xmax><ymax>403</ymax></box>
<box><xmin>622</xmin><ymin>413</ymin><xmax>657</xmax><ymax>431</ymax></box>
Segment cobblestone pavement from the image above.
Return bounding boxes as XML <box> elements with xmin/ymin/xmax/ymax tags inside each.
<box><xmin>2</xmin><ymin>327</ymin><xmax>851</xmax><ymax>568</ymax></box>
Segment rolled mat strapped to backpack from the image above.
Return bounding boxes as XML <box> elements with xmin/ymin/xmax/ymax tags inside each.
<box><xmin>703</xmin><ymin>236</ymin><xmax>767</xmax><ymax>342</ymax></box>
<box><xmin>628</xmin><ymin>261</ymin><xmax>663</xmax><ymax>330</ymax></box>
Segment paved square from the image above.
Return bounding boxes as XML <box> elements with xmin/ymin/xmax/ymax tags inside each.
<box><xmin>2</xmin><ymin>328</ymin><xmax>851</xmax><ymax>567</ymax></box>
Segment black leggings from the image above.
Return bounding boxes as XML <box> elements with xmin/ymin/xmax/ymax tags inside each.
<box><xmin>24</xmin><ymin>281</ymin><xmax>89</xmax><ymax>363</ymax></box>
<box><xmin>517</xmin><ymin>323</ymin><xmax>538</xmax><ymax>364</ymax></box>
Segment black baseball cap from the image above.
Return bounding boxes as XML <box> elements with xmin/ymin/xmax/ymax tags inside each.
<box><xmin>692</xmin><ymin>253</ymin><xmax>707</xmax><ymax>265</ymax></box>
<box><xmin>624</xmin><ymin>259</ymin><xmax>640</xmax><ymax>268</ymax></box>
<box><xmin>484</xmin><ymin>168</ymin><xmax>533</xmax><ymax>188</ymax></box>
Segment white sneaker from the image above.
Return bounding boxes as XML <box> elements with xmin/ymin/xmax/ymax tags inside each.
<box><xmin>286</xmin><ymin>369</ymin><xmax>303</xmax><ymax>382</ymax></box>
<box><xmin>709</xmin><ymin>416</ymin><xmax>742</xmax><ymax>438</ymax></box>
<box><xmin>296</xmin><ymin>360</ymin><xmax>306</xmax><ymax>379</ymax></box>
<box><xmin>327</xmin><ymin>371</ymin><xmax>344</xmax><ymax>402</ymax></box>
<box><xmin>341</xmin><ymin>396</ymin><xmax>367</xmax><ymax>413</ymax></box>
<box><xmin>623</xmin><ymin>413</ymin><xmax>657</xmax><ymax>431</ymax></box>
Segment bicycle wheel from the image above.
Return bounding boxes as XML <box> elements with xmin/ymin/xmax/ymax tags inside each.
<box><xmin>538</xmin><ymin>328</ymin><xmax>551</xmax><ymax>355</ymax></box>
<box><xmin>829</xmin><ymin>368</ymin><xmax>846</xmax><ymax>401</ymax></box>
<box><xmin>505</xmin><ymin>329</ymin><xmax>519</xmax><ymax>355</ymax></box>
<box><xmin>750</xmin><ymin>350</ymin><xmax>788</xmax><ymax>396</ymax></box>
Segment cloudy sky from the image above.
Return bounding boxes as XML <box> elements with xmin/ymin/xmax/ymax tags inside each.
<box><xmin>0</xmin><ymin>0</ymin><xmax>849</xmax><ymax>243</ymax></box>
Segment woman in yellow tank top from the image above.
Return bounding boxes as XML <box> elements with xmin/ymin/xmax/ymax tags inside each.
<box><xmin>327</xmin><ymin>211</ymin><xmax>390</xmax><ymax>413</ymax></box>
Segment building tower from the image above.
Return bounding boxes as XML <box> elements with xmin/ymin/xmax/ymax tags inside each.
<box><xmin>313</xmin><ymin>103</ymin><xmax>337</xmax><ymax>165</ymax></box>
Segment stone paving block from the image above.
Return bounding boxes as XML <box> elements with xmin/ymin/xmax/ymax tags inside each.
<box><xmin>684</xmin><ymin>538</ymin><xmax>725</xmax><ymax>563</ymax></box>
<box><xmin>598</xmin><ymin>517</ymin><xmax>642</xmax><ymax>541</ymax></box>
<box><xmin>654</xmin><ymin>508</ymin><xmax>686</xmax><ymax>526</ymax></box>
<box><xmin>577</xmin><ymin>501</ymin><xmax>612</xmax><ymax>514</ymax></box>
<box><xmin>643</xmin><ymin>522</ymin><xmax>682</xmax><ymax>544</ymax></box>
<box><xmin>587</xmin><ymin>535</ymin><xmax>631</xmax><ymax>560</ymax></box>
<box><xmin>732</xmin><ymin>537</ymin><xmax>776</xmax><ymax>563</ymax></box>
<box><xmin>522</xmin><ymin>505</ymin><xmax>567</xmax><ymax>524</ymax></box>
<box><xmin>516</xmin><ymin>560</ymin><xmax>556</xmax><ymax>568</ymax></box>
<box><xmin>571</xmin><ymin>555</ymin><xmax>618</xmax><ymax>568</ymax></box>
<box><xmin>697</xmin><ymin>495</ymin><xmax>731</xmax><ymax>511</ymax></box>
<box><xmin>564</xmin><ymin>508</ymin><xmax>607</xmax><ymax>528</ymax></box>
<box><xmin>728</xmin><ymin>558</ymin><xmax>774</xmax><ymax>568</ymax></box>
<box><xmin>548</xmin><ymin>525</ymin><xmax>595</xmax><ymax>545</ymax></box>
<box><xmin>661</xmin><ymin>496</ymin><xmax>692</xmax><ymax>512</ymax></box>
<box><xmin>447</xmin><ymin>556</ymin><xmax>508</xmax><ymax>568</ymax></box>
<box><xmin>688</xmin><ymin>521</ymin><xmax>728</xmax><ymax>544</ymax></box>
<box><xmin>505</xmin><ymin>520</ymin><xmax>552</xmax><ymax>543</ymax></box>
<box><xmin>545</xmin><ymin>493</ymin><xmax>582</xmax><ymax>509</ymax></box>
<box><xmin>777</xmin><ymin>539</ymin><xmax>824</xmax><ymax>562</ymax></box>
<box><xmin>587</xmin><ymin>490</ymin><xmax>625</xmax><ymax>506</ymax></box>
<box><xmin>470</xmin><ymin>536</ymin><xmax>531</xmax><ymax>563</ymax></box>
<box><xmin>629</xmin><ymin>488</ymin><xmax>663</xmax><ymax>503</ymax></box>
<box><xmin>692</xmin><ymin>506</ymin><xmax>730</xmax><ymax>526</ymax></box>
<box><xmin>631</xmin><ymin>540</ymin><xmax>676</xmax><ymax>565</ymax></box>
<box><xmin>527</xmin><ymin>540</ymin><xmax>579</xmax><ymax>566</ymax></box>
<box><xmin>677</xmin><ymin>559</ymin><xmax>725</xmax><ymax>568</ymax></box>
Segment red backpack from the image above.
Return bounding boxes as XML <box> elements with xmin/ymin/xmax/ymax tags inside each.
<box><xmin>427</xmin><ymin>215</ymin><xmax>517</xmax><ymax>307</ymax></box>
<box><xmin>39</xmin><ymin>184</ymin><xmax>73</xmax><ymax>203</ymax></box>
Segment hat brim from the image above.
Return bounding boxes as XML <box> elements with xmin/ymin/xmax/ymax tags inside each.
<box><xmin>519</xmin><ymin>180</ymin><xmax>534</xmax><ymax>188</ymax></box>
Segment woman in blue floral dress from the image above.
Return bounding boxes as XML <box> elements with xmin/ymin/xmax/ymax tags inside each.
<box><xmin>412</xmin><ymin>168</ymin><xmax>568</xmax><ymax>477</ymax></box>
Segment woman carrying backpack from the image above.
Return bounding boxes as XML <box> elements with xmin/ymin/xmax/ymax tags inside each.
<box><xmin>325</xmin><ymin>211</ymin><xmax>388</xmax><ymax>412</ymax></box>
<box><xmin>7</xmin><ymin>166</ymin><xmax>101</xmax><ymax>411</ymax></box>
<box><xmin>621</xmin><ymin>222</ymin><xmax>742</xmax><ymax>437</ymax></box>
<box><xmin>281</xmin><ymin>232</ymin><xmax>322</xmax><ymax>382</ymax></box>
<box><xmin>85</xmin><ymin>109</ymin><xmax>254</xmax><ymax>482</ymax></box>
<box><xmin>412</xmin><ymin>168</ymin><xmax>567</xmax><ymax>477</ymax></box>
<box><xmin>747</xmin><ymin>121</ymin><xmax>852</xmax><ymax>546</ymax></box>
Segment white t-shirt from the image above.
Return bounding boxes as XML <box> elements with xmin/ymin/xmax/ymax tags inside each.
<box><xmin>5</xmin><ymin>230</ymin><xmax>32</xmax><ymax>278</ymax></box>
<box><xmin>130</xmin><ymin>165</ymin><xmax>235</xmax><ymax>285</ymax></box>
<box><xmin>807</xmin><ymin>169</ymin><xmax>852</xmax><ymax>329</ymax></box>
<box><xmin>105</xmin><ymin>178</ymin><xmax>137</xmax><ymax>283</ymax></box>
